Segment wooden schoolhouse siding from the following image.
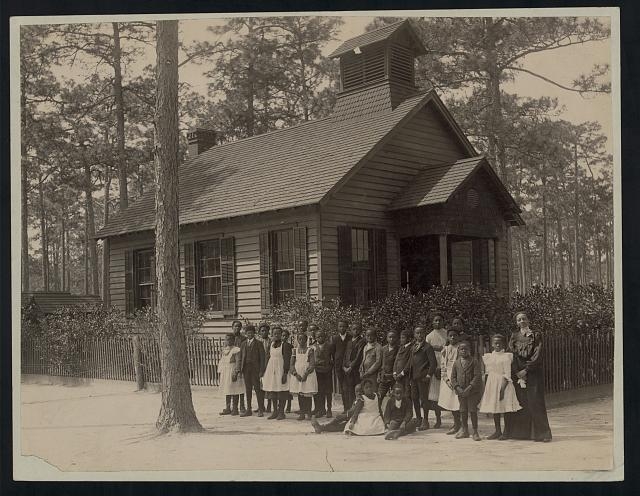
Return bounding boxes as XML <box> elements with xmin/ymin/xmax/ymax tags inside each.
<box><xmin>107</xmin><ymin>209</ymin><xmax>319</xmax><ymax>336</ymax></box>
<box><xmin>320</xmin><ymin>101</ymin><xmax>470</xmax><ymax>300</ymax></box>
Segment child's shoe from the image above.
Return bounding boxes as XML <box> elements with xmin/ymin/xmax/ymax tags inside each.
<box><xmin>446</xmin><ymin>423</ymin><xmax>460</xmax><ymax>435</ymax></box>
<box><xmin>472</xmin><ymin>431</ymin><xmax>481</xmax><ymax>441</ymax></box>
<box><xmin>219</xmin><ymin>408</ymin><xmax>232</xmax><ymax>416</ymax></box>
<box><xmin>417</xmin><ymin>418</ymin><xmax>430</xmax><ymax>431</ymax></box>
<box><xmin>326</xmin><ymin>410</ymin><xmax>332</xmax><ymax>418</ymax></box>
<box><xmin>230</xmin><ymin>408</ymin><xmax>239</xmax><ymax>416</ymax></box>
<box><xmin>277</xmin><ymin>412</ymin><xmax>286</xmax><ymax>420</ymax></box>
<box><xmin>311</xmin><ymin>419</ymin><xmax>323</xmax><ymax>434</ymax></box>
<box><xmin>385</xmin><ymin>430</ymin><xmax>402</xmax><ymax>440</ymax></box>
<box><xmin>498</xmin><ymin>433</ymin><xmax>510</xmax><ymax>441</ymax></box>
<box><xmin>486</xmin><ymin>431</ymin><xmax>501</xmax><ymax>440</ymax></box>
<box><xmin>297</xmin><ymin>413</ymin><xmax>306</xmax><ymax>421</ymax></box>
<box><xmin>268</xmin><ymin>410</ymin><xmax>279</xmax><ymax>420</ymax></box>
<box><xmin>433</xmin><ymin>419</ymin><xmax>442</xmax><ymax>429</ymax></box>
<box><xmin>455</xmin><ymin>429</ymin><xmax>470</xmax><ymax>439</ymax></box>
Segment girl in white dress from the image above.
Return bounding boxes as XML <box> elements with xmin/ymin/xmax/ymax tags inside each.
<box><xmin>425</xmin><ymin>312</ymin><xmax>448</xmax><ymax>428</ymax></box>
<box><xmin>262</xmin><ymin>326</ymin><xmax>292</xmax><ymax>420</ymax></box>
<box><xmin>438</xmin><ymin>328</ymin><xmax>461</xmax><ymax>435</ymax></box>
<box><xmin>289</xmin><ymin>332</ymin><xmax>318</xmax><ymax>420</ymax></box>
<box><xmin>479</xmin><ymin>334</ymin><xmax>522</xmax><ymax>439</ymax></box>
<box><xmin>344</xmin><ymin>378</ymin><xmax>385</xmax><ymax>436</ymax></box>
<box><xmin>219</xmin><ymin>333</ymin><xmax>245</xmax><ymax>416</ymax></box>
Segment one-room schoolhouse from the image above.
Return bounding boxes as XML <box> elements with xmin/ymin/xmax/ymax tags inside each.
<box><xmin>96</xmin><ymin>20</ymin><xmax>524</xmax><ymax>335</ymax></box>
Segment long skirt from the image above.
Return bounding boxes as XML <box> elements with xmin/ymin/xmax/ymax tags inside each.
<box><xmin>506</xmin><ymin>369</ymin><xmax>552</xmax><ymax>441</ymax></box>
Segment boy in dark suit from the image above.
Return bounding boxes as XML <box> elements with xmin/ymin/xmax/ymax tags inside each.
<box><xmin>393</xmin><ymin>329</ymin><xmax>414</xmax><ymax>399</ymax></box>
<box><xmin>410</xmin><ymin>326</ymin><xmax>437</xmax><ymax>431</ymax></box>
<box><xmin>450</xmin><ymin>341</ymin><xmax>483</xmax><ymax>441</ymax></box>
<box><xmin>359</xmin><ymin>328</ymin><xmax>383</xmax><ymax>387</ymax></box>
<box><xmin>331</xmin><ymin>320</ymin><xmax>351</xmax><ymax>413</ymax></box>
<box><xmin>377</xmin><ymin>330</ymin><xmax>399</xmax><ymax>406</ymax></box>
<box><xmin>311</xmin><ymin>384</ymin><xmax>363</xmax><ymax>433</ymax></box>
<box><xmin>342</xmin><ymin>323</ymin><xmax>365</xmax><ymax>411</ymax></box>
<box><xmin>313</xmin><ymin>328</ymin><xmax>334</xmax><ymax>418</ymax></box>
<box><xmin>384</xmin><ymin>383</ymin><xmax>418</xmax><ymax>440</ymax></box>
<box><xmin>239</xmin><ymin>325</ymin><xmax>266</xmax><ymax>417</ymax></box>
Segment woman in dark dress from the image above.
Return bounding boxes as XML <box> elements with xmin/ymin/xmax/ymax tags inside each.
<box><xmin>506</xmin><ymin>311</ymin><xmax>552</xmax><ymax>442</ymax></box>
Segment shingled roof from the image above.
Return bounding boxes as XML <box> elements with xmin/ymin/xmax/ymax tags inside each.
<box><xmin>328</xmin><ymin>19</ymin><xmax>426</xmax><ymax>58</ymax></box>
<box><xmin>96</xmin><ymin>89</ymin><xmax>436</xmax><ymax>238</ymax></box>
<box><xmin>22</xmin><ymin>291</ymin><xmax>103</xmax><ymax>314</ymax></box>
<box><xmin>390</xmin><ymin>156</ymin><xmax>524</xmax><ymax>225</ymax></box>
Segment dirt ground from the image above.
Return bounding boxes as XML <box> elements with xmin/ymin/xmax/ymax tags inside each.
<box><xmin>19</xmin><ymin>380</ymin><xmax>614</xmax><ymax>476</ymax></box>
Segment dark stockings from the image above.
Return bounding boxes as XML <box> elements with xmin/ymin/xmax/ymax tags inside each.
<box><xmin>461</xmin><ymin>411</ymin><xmax>478</xmax><ymax>432</ymax></box>
<box><xmin>493</xmin><ymin>413</ymin><xmax>503</xmax><ymax>434</ymax></box>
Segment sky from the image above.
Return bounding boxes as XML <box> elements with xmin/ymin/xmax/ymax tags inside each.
<box><xmin>175</xmin><ymin>15</ymin><xmax>613</xmax><ymax>155</ymax></box>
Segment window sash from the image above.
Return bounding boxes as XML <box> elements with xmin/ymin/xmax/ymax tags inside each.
<box><xmin>134</xmin><ymin>249</ymin><xmax>155</xmax><ymax>310</ymax></box>
<box><xmin>197</xmin><ymin>239</ymin><xmax>223</xmax><ymax>312</ymax></box>
<box><xmin>272</xmin><ymin>229</ymin><xmax>295</xmax><ymax>305</ymax></box>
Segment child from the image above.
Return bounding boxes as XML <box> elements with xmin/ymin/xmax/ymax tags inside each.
<box><xmin>262</xmin><ymin>326</ymin><xmax>293</xmax><ymax>420</ymax></box>
<box><xmin>258</xmin><ymin>323</ymin><xmax>272</xmax><ymax>413</ymax></box>
<box><xmin>344</xmin><ymin>378</ymin><xmax>385</xmax><ymax>436</ymax></box>
<box><xmin>342</xmin><ymin>323</ymin><xmax>366</xmax><ymax>411</ymax></box>
<box><xmin>313</xmin><ymin>328</ymin><xmax>334</xmax><ymax>418</ymax></box>
<box><xmin>410</xmin><ymin>326</ymin><xmax>437</xmax><ymax>431</ymax></box>
<box><xmin>425</xmin><ymin>312</ymin><xmax>448</xmax><ymax>428</ymax></box>
<box><xmin>479</xmin><ymin>333</ymin><xmax>522</xmax><ymax>440</ymax></box>
<box><xmin>219</xmin><ymin>333</ymin><xmax>245</xmax><ymax>416</ymax></box>
<box><xmin>289</xmin><ymin>332</ymin><xmax>318</xmax><ymax>420</ymax></box>
<box><xmin>383</xmin><ymin>383</ymin><xmax>417</xmax><ymax>440</ymax></box>
<box><xmin>450</xmin><ymin>341</ymin><xmax>483</xmax><ymax>441</ymax></box>
<box><xmin>231</xmin><ymin>320</ymin><xmax>247</xmax><ymax>413</ymax></box>
<box><xmin>239</xmin><ymin>324</ymin><xmax>266</xmax><ymax>417</ymax></box>
<box><xmin>359</xmin><ymin>328</ymin><xmax>383</xmax><ymax>387</ymax></box>
<box><xmin>281</xmin><ymin>328</ymin><xmax>293</xmax><ymax>413</ymax></box>
<box><xmin>377</xmin><ymin>330</ymin><xmax>399</xmax><ymax>406</ymax></box>
<box><xmin>438</xmin><ymin>328</ymin><xmax>461</xmax><ymax>435</ymax></box>
<box><xmin>331</xmin><ymin>320</ymin><xmax>352</xmax><ymax>414</ymax></box>
<box><xmin>392</xmin><ymin>329</ymin><xmax>414</xmax><ymax>399</ymax></box>
<box><xmin>311</xmin><ymin>384</ymin><xmax>362</xmax><ymax>433</ymax></box>
<box><xmin>451</xmin><ymin>316</ymin><xmax>474</xmax><ymax>355</ymax></box>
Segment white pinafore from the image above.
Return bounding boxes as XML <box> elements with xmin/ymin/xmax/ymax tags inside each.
<box><xmin>426</xmin><ymin>328</ymin><xmax>448</xmax><ymax>402</ymax></box>
<box><xmin>344</xmin><ymin>393</ymin><xmax>385</xmax><ymax>436</ymax></box>
<box><xmin>479</xmin><ymin>351</ymin><xmax>522</xmax><ymax>414</ymax></box>
<box><xmin>262</xmin><ymin>343</ymin><xmax>289</xmax><ymax>392</ymax></box>
<box><xmin>289</xmin><ymin>346</ymin><xmax>318</xmax><ymax>396</ymax></box>
<box><xmin>219</xmin><ymin>346</ymin><xmax>245</xmax><ymax>396</ymax></box>
<box><xmin>437</xmin><ymin>343</ymin><xmax>460</xmax><ymax>411</ymax></box>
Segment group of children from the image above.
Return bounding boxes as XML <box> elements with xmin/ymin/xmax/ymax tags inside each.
<box><xmin>219</xmin><ymin>314</ymin><xmax>527</xmax><ymax>441</ymax></box>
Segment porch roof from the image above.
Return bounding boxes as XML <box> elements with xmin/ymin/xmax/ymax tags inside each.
<box><xmin>389</xmin><ymin>155</ymin><xmax>524</xmax><ymax>226</ymax></box>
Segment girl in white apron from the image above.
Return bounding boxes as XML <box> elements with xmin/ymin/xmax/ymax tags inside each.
<box><xmin>289</xmin><ymin>333</ymin><xmax>318</xmax><ymax>420</ymax></box>
<box><xmin>438</xmin><ymin>328</ymin><xmax>462</xmax><ymax>434</ymax></box>
<box><xmin>262</xmin><ymin>326</ymin><xmax>291</xmax><ymax>420</ymax></box>
<box><xmin>344</xmin><ymin>378</ymin><xmax>385</xmax><ymax>436</ymax></box>
<box><xmin>219</xmin><ymin>333</ymin><xmax>245</xmax><ymax>415</ymax></box>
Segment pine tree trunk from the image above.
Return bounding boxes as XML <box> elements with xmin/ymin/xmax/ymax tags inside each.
<box><xmin>112</xmin><ymin>22</ymin><xmax>129</xmax><ymax>210</ymax></box>
<box><xmin>104</xmin><ymin>162</ymin><xmax>111</xmax><ymax>226</ymax></box>
<box><xmin>38</xmin><ymin>176</ymin><xmax>49</xmax><ymax>291</ymax></box>
<box><xmin>246</xmin><ymin>20</ymin><xmax>256</xmax><ymax>137</ymax></box>
<box><xmin>518</xmin><ymin>236</ymin><xmax>527</xmax><ymax>294</ymax></box>
<box><xmin>573</xmin><ymin>141</ymin><xmax>580</xmax><ymax>284</ymax></box>
<box><xmin>84</xmin><ymin>162</ymin><xmax>99</xmax><ymax>295</ymax></box>
<box><xmin>154</xmin><ymin>20</ymin><xmax>202</xmax><ymax>434</ymax></box>
<box><xmin>53</xmin><ymin>232</ymin><xmax>60</xmax><ymax>290</ymax></box>
<box><xmin>22</xmin><ymin>158</ymin><xmax>30</xmax><ymax>291</ymax></box>
<box><xmin>483</xmin><ymin>17</ymin><xmax>505</xmax><ymax>180</ymax></box>
<box><xmin>556</xmin><ymin>216</ymin><xmax>565</xmax><ymax>287</ymax></box>
<box><xmin>541</xmin><ymin>181</ymin><xmax>548</xmax><ymax>286</ymax></box>
<box><xmin>61</xmin><ymin>210</ymin><xmax>66</xmax><ymax>291</ymax></box>
<box><xmin>84</xmin><ymin>214</ymin><xmax>89</xmax><ymax>295</ymax></box>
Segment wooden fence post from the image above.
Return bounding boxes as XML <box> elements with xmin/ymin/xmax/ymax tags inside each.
<box><xmin>133</xmin><ymin>335</ymin><xmax>146</xmax><ymax>390</ymax></box>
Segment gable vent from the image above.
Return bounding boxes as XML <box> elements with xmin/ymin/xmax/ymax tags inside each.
<box><xmin>341</xmin><ymin>44</ymin><xmax>386</xmax><ymax>91</ymax></box>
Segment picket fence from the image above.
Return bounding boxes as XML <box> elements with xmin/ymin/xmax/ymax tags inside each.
<box><xmin>21</xmin><ymin>330</ymin><xmax>614</xmax><ymax>394</ymax></box>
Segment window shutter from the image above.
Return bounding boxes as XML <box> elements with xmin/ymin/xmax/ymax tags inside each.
<box><xmin>337</xmin><ymin>226</ymin><xmax>353</xmax><ymax>305</ymax></box>
<box><xmin>293</xmin><ymin>227</ymin><xmax>308</xmax><ymax>299</ymax></box>
<box><xmin>124</xmin><ymin>249</ymin><xmax>135</xmax><ymax>316</ymax></box>
<box><xmin>151</xmin><ymin>251</ymin><xmax>157</xmax><ymax>311</ymax></box>
<box><xmin>221</xmin><ymin>237</ymin><xmax>236</xmax><ymax>314</ymax></box>
<box><xmin>183</xmin><ymin>242</ymin><xmax>196</xmax><ymax>308</ymax></box>
<box><xmin>373</xmin><ymin>229</ymin><xmax>387</xmax><ymax>300</ymax></box>
<box><xmin>259</xmin><ymin>231</ymin><xmax>272</xmax><ymax>312</ymax></box>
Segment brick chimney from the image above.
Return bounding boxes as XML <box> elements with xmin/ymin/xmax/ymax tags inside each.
<box><xmin>187</xmin><ymin>128</ymin><xmax>217</xmax><ymax>158</ymax></box>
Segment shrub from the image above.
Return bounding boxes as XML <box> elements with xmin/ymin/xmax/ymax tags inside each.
<box><xmin>129</xmin><ymin>304</ymin><xmax>206</xmax><ymax>337</ymax></box>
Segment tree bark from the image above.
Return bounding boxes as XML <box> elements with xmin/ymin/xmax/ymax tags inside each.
<box><xmin>573</xmin><ymin>140</ymin><xmax>580</xmax><ymax>284</ymax></box>
<box><xmin>38</xmin><ymin>176</ymin><xmax>49</xmax><ymax>291</ymax></box>
<box><xmin>112</xmin><ymin>22</ymin><xmax>129</xmax><ymax>210</ymax></box>
<box><xmin>154</xmin><ymin>20</ymin><xmax>202</xmax><ymax>434</ymax></box>
<box><xmin>61</xmin><ymin>207</ymin><xmax>66</xmax><ymax>291</ymax></box>
<box><xmin>245</xmin><ymin>19</ymin><xmax>256</xmax><ymax>137</ymax></box>
<box><xmin>104</xmin><ymin>162</ymin><xmax>111</xmax><ymax>227</ymax></box>
<box><xmin>22</xmin><ymin>158</ymin><xmax>30</xmax><ymax>291</ymax></box>
<box><xmin>84</xmin><ymin>162</ymin><xmax>99</xmax><ymax>294</ymax></box>
<box><xmin>541</xmin><ymin>178</ymin><xmax>548</xmax><ymax>286</ymax></box>
<box><xmin>483</xmin><ymin>17</ymin><xmax>505</xmax><ymax>180</ymax></box>
<box><xmin>84</xmin><ymin>211</ymin><xmax>89</xmax><ymax>295</ymax></box>
<box><xmin>556</xmin><ymin>216</ymin><xmax>565</xmax><ymax>287</ymax></box>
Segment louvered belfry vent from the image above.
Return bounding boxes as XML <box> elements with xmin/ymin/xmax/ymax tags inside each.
<box><xmin>328</xmin><ymin>19</ymin><xmax>427</xmax><ymax>112</ymax></box>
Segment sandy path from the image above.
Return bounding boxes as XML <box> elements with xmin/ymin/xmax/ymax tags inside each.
<box><xmin>20</xmin><ymin>381</ymin><xmax>613</xmax><ymax>474</ymax></box>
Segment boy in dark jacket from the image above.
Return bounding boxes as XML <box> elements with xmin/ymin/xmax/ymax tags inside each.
<box><xmin>393</xmin><ymin>329</ymin><xmax>414</xmax><ymax>398</ymax></box>
<box><xmin>451</xmin><ymin>341</ymin><xmax>483</xmax><ymax>441</ymax></box>
<box><xmin>410</xmin><ymin>326</ymin><xmax>437</xmax><ymax>431</ymax></box>
<box><xmin>313</xmin><ymin>328</ymin><xmax>334</xmax><ymax>418</ymax></box>
<box><xmin>377</xmin><ymin>330</ymin><xmax>399</xmax><ymax>405</ymax></box>
<box><xmin>384</xmin><ymin>383</ymin><xmax>418</xmax><ymax>440</ymax></box>
<box><xmin>331</xmin><ymin>320</ymin><xmax>352</xmax><ymax>413</ymax></box>
<box><xmin>239</xmin><ymin>325</ymin><xmax>266</xmax><ymax>417</ymax></box>
<box><xmin>342</xmin><ymin>323</ymin><xmax>365</xmax><ymax>411</ymax></box>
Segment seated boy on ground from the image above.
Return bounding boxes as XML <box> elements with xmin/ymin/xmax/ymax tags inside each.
<box><xmin>311</xmin><ymin>384</ymin><xmax>363</xmax><ymax>433</ymax></box>
<box><xmin>384</xmin><ymin>383</ymin><xmax>418</xmax><ymax>440</ymax></box>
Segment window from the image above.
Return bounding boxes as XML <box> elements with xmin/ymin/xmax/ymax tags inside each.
<box><xmin>198</xmin><ymin>240</ymin><xmax>222</xmax><ymax>311</ymax></box>
<box><xmin>259</xmin><ymin>227</ymin><xmax>308</xmax><ymax>312</ymax></box>
<box><xmin>272</xmin><ymin>229</ymin><xmax>295</xmax><ymax>305</ymax></box>
<box><xmin>124</xmin><ymin>247</ymin><xmax>156</xmax><ymax>315</ymax></box>
<box><xmin>183</xmin><ymin>237</ymin><xmax>235</xmax><ymax>315</ymax></box>
<box><xmin>135</xmin><ymin>249</ymin><xmax>155</xmax><ymax>310</ymax></box>
<box><xmin>337</xmin><ymin>226</ymin><xmax>387</xmax><ymax>306</ymax></box>
<box><xmin>351</xmin><ymin>228</ymin><xmax>371</xmax><ymax>306</ymax></box>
